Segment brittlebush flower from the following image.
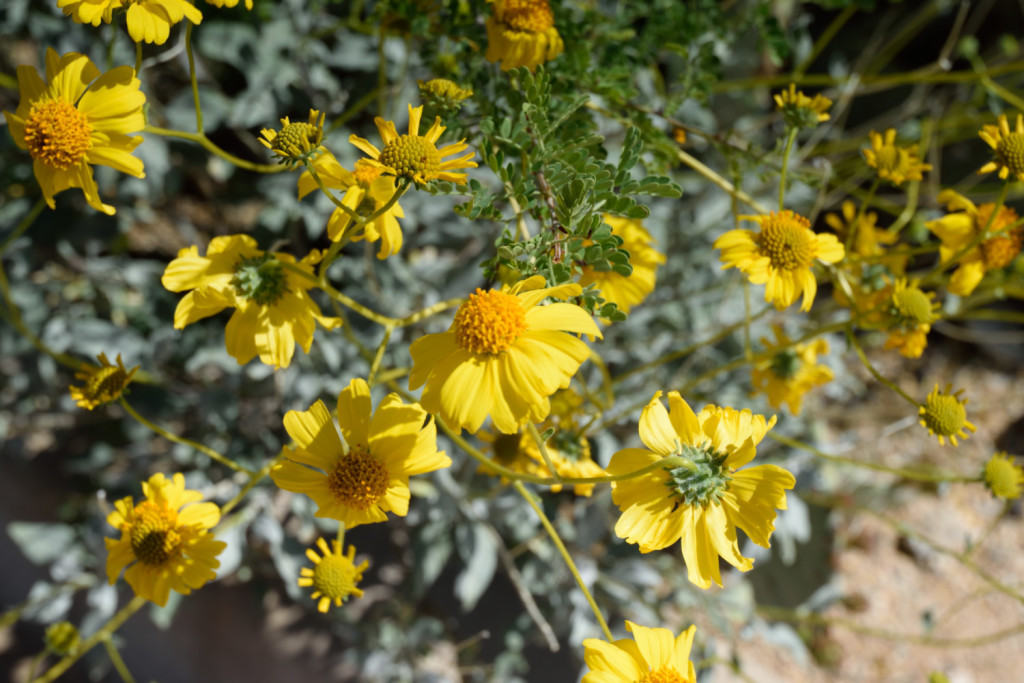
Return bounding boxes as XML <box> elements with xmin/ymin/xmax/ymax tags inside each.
<box><xmin>298</xmin><ymin>152</ymin><xmax>405</xmax><ymax>259</ymax></box>
<box><xmin>774</xmin><ymin>83</ymin><xmax>831</xmax><ymax>128</ymax></box>
<box><xmin>349</xmin><ymin>104</ymin><xmax>476</xmax><ymax>185</ymax></box>
<box><xmin>883</xmin><ymin>278</ymin><xmax>939</xmax><ymax>359</ymax></box>
<box><xmin>918</xmin><ymin>383</ymin><xmax>976</xmax><ymax>446</ymax></box>
<box><xmin>418</xmin><ymin>78</ymin><xmax>473</xmax><ymax>113</ymax></box>
<box><xmin>582</xmin><ymin>621</ymin><xmax>697</xmax><ymax>683</ymax></box>
<box><xmin>298</xmin><ymin>538</ymin><xmax>368</xmax><ymax>613</ymax></box>
<box><xmin>161</xmin><ymin>235</ymin><xmax>341</xmax><ymax>369</ymax></box>
<box><xmin>485</xmin><ymin>0</ymin><xmax>564</xmax><ymax>71</ymax></box>
<box><xmin>824</xmin><ymin>200</ymin><xmax>902</xmax><ymax>263</ymax></box>
<box><xmin>925</xmin><ymin>189</ymin><xmax>1023</xmax><ymax>296</ymax></box>
<box><xmin>862</xmin><ymin>129</ymin><xmax>931</xmax><ymax>186</ymax></box>
<box><xmin>69</xmin><ymin>352</ymin><xmax>138</xmax><ymax>410</ymax></box>
<box><xmin>57</xmin><ymin>0</ymin><xmax>202</xmax><ymax>45</ymax></box>
<box><xmin>259</xmin><ymin>109</ymin><xmax>326</xmax><ymax>168</ymax></box>
<box><xmin>984</xmin><ymin>452</ymin><xmax>1024</xmax><ymax>500</ymax></box>
<box><xmin>105</xmin><ymin>473</ymin><xmax>225</xmax><ymax>606</ymax></box>
<box><xmin>409</xmin><ymin>276</ymin><xmax>601</xmax><ymax>434</ymax></box>
<box><xmin>271</xmin><ymin>378</ymin><xmax>451</xmax><ymax>528</ymax></box>
<box><xmin>714</xmin><ymin>210</ymin><xmax>845</xmax><ymax>311</ymax></box>
<box><xmin>607</xmin><ymin>392</ymin><xmax>794</xmax><ymax>589</ymax></box>
<box><xmin>978</xmin><ymin>113</ymin><xmax>1024</xmax><ymax>182</ymax></box>
<box><xmin>751</xmin><ymin>325</ymin><xmax>832</xmax><ymax>415</ymax></box>
<box><xmin>579</xmin><ymin>215</ymin><xmax>665</xmax><ymax>315</ymax></box>
<box><xmin>3</xmin><ymin>49</ymin><xmax>145</xmax><ymax>215</ymax></box>
<box><xmin>205</xmin><ymin>0</ymin><xmax>252</xmax><ymax>8</ymax></box>
<box><xmin>478</xmin><ymin>389</ymin><xmax>606</xmax><ymax>496</ymax></box>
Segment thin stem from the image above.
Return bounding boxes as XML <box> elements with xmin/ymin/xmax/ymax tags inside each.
<box><xmin>219</xmin><ymin>453</ymin><xmax>284</xmax><ymax>516</ymax></box>
<box><xmin>134</xmin><ymin>42</ymin><xmax>142</xmax><ymax>75</ymax></box>
<box><xmin>33</xmin><ymin>596</ymin><xmax>146</xmax><ymax>683</ymax></box>
<box><xmin>367</xmin><ymin>325</ymin><xmax>393</xmax><ymax>387</ymax></box>
<box><xmin>846</xmin><ymin>328</ymin><xmax>921</xmax><ymax>408</ymax></box>
<box><xmin>525</xmin><ymin>422</ymin><xmax>559</xmax><ymax>480</ymax></box>
<box><xmin>143</xmin><ymin>126</ymin><xmax>287</xmax><ymax>173</ymax></box>
<box><xmin>0</xmin><ymin>197</ymin><xmax>46</xmax><ymax>255</ymax></box>
<box><xmin>675</xmin><ymin>148</ymin><xmax>769</xmax><ymax>214</ymax></box>
<box><xmin>793</xmin><ymin>5</ymin><xmax>856</xmax><ymax>77</ymax></box>
<box><xmin>778</xmin><ymin>127</ymin><xmax>798</xmax><ymax>210</ymax></box>
<box><xmin>185</xmin><ymin>23</ymin><xmax>203</xmax><ymax>133</ymax></box>
<box><xmin>0</xmin><ymin>260</ymin><xmax>82</xmax><ymax>371</ymax></box>
<box><xmin>336</xmin><ymin>520</ymin><xmax>346</xmax><ymax>547</ymax></box>
<box><xmin>119</xmin><ymin>397</ymin><xmax>250</xmax><ymax>473</ymax></box>
<box><xmin>102</xmin><ymin>637</ymin><xmax>136</xmax><ymax>683</ymax></box>
<box><xmin>512</xmin><ymin>480</ymin><xmax>614</xmax><ymax>642</ymax></box>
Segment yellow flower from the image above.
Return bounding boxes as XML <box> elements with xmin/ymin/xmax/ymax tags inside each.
<box><xmin>750</xmin><ymin>325</ymin><xmax>832</xmax><ymax>415</ymax></box>
<box><xmin>69</xmin><ymin>352</ymin><xmax>139</xmax><ymax>410</ymax></box>
<box><xmin>409</xmin><ymin>276</ymin><xmax>602</xmax><ymax>434</ymax></box>
<box><xmin>478</xmin><ymin>390</ymin><xmax>606</xmax><ymax>496</ymax></box>
<box><xmin>607</xmin><ymin>392</ymin><xmax>794</xmax><ymax>589</ymax></box>
<box><xmin>205</xmin><ymin>0</ymin><xmax>252</xmax><ymax>8</ymax></box>
<box><xmin>925</xmin><ymin>189</ymin><xmax>1022</xmax><ymax>296</ymax></box>
<box><xmin>259</xmin><ymin>109</ymin><xmax>326</xmax><ymax>168</ymax></box>
<box><xmin>298</xmin><ymin>538</ymin><xmax>368</xmax><ymax>613</ymax></box>
<box><xmin>485</xmin><ymin>0</ymin><xmax>564</xmax><ymax>71</ymax></box>
<box><xmin>774</xmin><ymin>83</ymin><xmax>831</xmax><ymax>127</ymax></box>
<box><xmin>984</xmin><ymin>452</ymin><xmax>1024</xmax><ymax>500</ymax></box>
<box><xmin>918</xmin><ymin>383</ymin><xmax>976</xmax><ymax>446</ymax></box>
<box><xmin>271</xmin><ymin>378</ymin><xmax>451</xmax><ymax>528</ymax></box>
<box><xmin>823</xmin><ymin>200</ymin><xmax>900</xmax><ymax>260</ymax></box>
<box><xmin>57</xmin><ymin>0</ymin><xmax>202</xmax><ymax>45</ymax></box>
<box><xmin>3</xmin><ymin>48</ymin><xmax>145</xmax><ymax>215</ymax></box>
<box><xmin>862</xmin><ymin>128</ymin><xmax>931</xmax><ymax>186</ymax></box>
<box><xmin>582</xmin><ymin>621</ymin><xmax>697</xmax><ymax>683</ymax></box>
<box><xmin>44</xmin><ymin>622</ymin><xmax>80</xmax><ymax>656</ymax></box>
<box><xmin>160</xmin><ymin>235</ymin><xmax>341</xmax><ymax>369</ymax></box>
<box><xmin>579</xmin><ymin>215</ymin><xmax>666</xmax><ymax>315</ymax></box>
<box><xmin>297</xmin><ymin>152</ymin><xmax>406</xmax><ymax>259</ymax></box>
<box><xmin>105</xmin><ymin>473</ymin><xmax>225</xmax><ymax>606</ymax></box>
<box><xmin>714</xmin><ymin>210</ymin><xmax>845</xmax><ymax>311</ymax></box>
<box><xmin>978</xmin><ymin>113</ymin><xmax>1024</xmax><ymax>182</ymax></box>
<box><xmin>418</xmin><ymin>78</ymin><xmax>473</xmax><ymax>112</ymax></box>
<box><xmin>883</xmin><ymin>278</ymin><xmax>939</xmax><ymax>359</ymax></box>
<box><xmin>349</xmin><ymin>104</ymin><xmax>476</xmax><ymax>185</ymax></box>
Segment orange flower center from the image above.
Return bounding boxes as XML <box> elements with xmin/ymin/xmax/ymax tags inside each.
<box><xmin>639</xmin><ymin>666</ymin><xmax>690</xmax><ymax>683</ymax></box>
<box><xmin>379</xmin><ymin>135</ymin><xmax>441</xmax><ymax>182</ymax></box>
<box><xmin>500</xmin><ymin>0</ymin><xmax>555</xmax><ymax>32</ymax></box>
<box><xmin>975</xmin><ymin>204</ymin><xmax>1022</xmax><ymax>269</ymax></box>
<box><xmin>996</xmin><ymin>131</ymin><xmax>1024</xmax><ymax>178</ymax></box>
<box><xmin>24</xmin><ymin>99</ymin><xmax>92</xmax><ymax>170</ymax></box>
<box><xmin>128</xmin><ymin>501</ymin><xmax>183</xmax><ymax>565</ymax></box>
<box><xmin>328</xmin><ymin>446</ymin><xmax>389</xmax><ymax>510</ymax></box>
<box><xmin>757</xmin><ymin>212</ymin><xmax>815</xmax><ymax>270</ymax></box>
<box><xmin>453</xmin><ymin>289</ymin><xmax>527</xmax><ymax>354</ymax></box>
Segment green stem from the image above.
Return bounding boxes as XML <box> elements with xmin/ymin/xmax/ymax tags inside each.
<box><xmin>778</xmin><ymin>127</ymin><xmax>798</xmax><ymax>210</ymax></box>
<box><xmin>32</xmin><ymin>597</ymin><xmax>146</xmax><ymax>683</ymax></box>
<box><xmin>143</xmin><ymin>126</ymin><xmax>286</xmax><ymax>173</ymax></box>
<box><xmin>512</xmin><ymin>480</ymin><xmax>614</xmax><ymax>642</ymax></box>
<box><xmin>102</xmin><ymin>637</ymin><xmax>136</xmax><ymax>683</ymax></box>
<box><xmin>0</xmin><ymin>260</ymin><xmax>82</xmax><ymax>371</ymax></box>
<box><xmin>846</xmin><ymin>328</ymin><xmax>920</xmax><ymax>407</ymax></box>
<box><xmin>367</xmin><ymin>325</ymin><xmax>393</xmax><ymax>387</ymax></box>
<box><xmin>793</xmin><ymin>5</ymin><xmax>856</xmax><ymax>77</ymax></box>
<box><xmin>185</xmin><ymin>23</ymin><xmax>203</xmax><ymax>133</ymax></box>
<box><xmin>336</xmin><ymin>521</ymin><xmax>346</xmax><ymax>547</ymax></box>
<box><xmin>675</xmin><ymin>147</ymin><xmax>768</xmax><ymax>214</ymax></box>
<box><xmin>119</xmin><ymin>397</ymin><xmax>250</xmax><ymax>473</ymax></box>
<box><xmin>525</xmin><ymin>422</ymin><xmax>559</xmax><ymax>480</ymax></box>
<box><xmin>219</xmin><ymin>453</ymin><xmax>284</xmax><ymax>516</ymax></box>
<box><xmin>0</xmin><ymin>197</ymin><xmax>45</xmax><ymax>255</ymax></box>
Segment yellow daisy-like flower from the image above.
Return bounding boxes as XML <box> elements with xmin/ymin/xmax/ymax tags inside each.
<box><xmin>259</xmin><ymin>109</ymin><xmax>326</xmax><ymax>169</ymax></box>
<box><xmin>607</xmin><ymin>392</ymin><xmax>794</xmax><ymax>589</ymax></box>
<box><xmin>105</xmin><ymin>473</ymin><xmax>225</xmax><ymax>607</ymax></box>
<box><xmin>582</xmin><ymin>621</ymin><xmax>697</xmax><ymax>683</ymax></box>
<box><xmin>3</xmin><ymin>48</ymin><xmax>145</xmax><ymax>216</ymax></box>
<box><xmin>57</xmin><ymin>0</ymin><xmax>202</xmax><ymax>45</ymax></box>
<box><xmin>824</xmin><ymin>200</ymin><xmax>901</xmax><ymax>260</ymax></box>
<box><xmin>862</xmin><ymin>128</ymin><xmax>932</xmax><ymax>186</ymax></box>
<box><xmin>69</xmin><ymin>352</ymin><xmax>139</xmax><ymax>410</ymax></box>
<box><xmin>297</xmin><ymin>152</ymin><xmax>406</xmax><ymax>259</ymax></box>
<box><xmin>750</xmin><ymin>325</ymin><xmax>833</xmax><ymax>415</ymax></box>
<box><xmin>409</xmin><ymin>276</ymin><xmax>602</xmax><ymax>434</ymax></box>
<box><xmin>918</xmin><ymin>383</ymin><xmax>976</xmax><ymax>446</ymax></box>
<box><xmin>298</xmin><ymin>538</ymin><xmax>368</xmax><ymax>613</ymax></box>
<box><xmin>714</xmin><ymin>210</ymin><xmax>845</xmax><ymax>311</ymax></box>
<box><xmin>925</xmin><ymin>189</ymin><xmax>1023</xmax><ymax>296</ymax></box>
<box><xmin>978</xmin><ymin>113</ymin><xmax>1024</xmax><ymax>182</ymax></box>
<box><xmin>485</xmin><ymin>0</ymin><xmax>564</xmax><ymax>71</ymax></box>
<box><xmin>579</xmin><ymin>215</ymin><xmax>666</xmax><ymax>315</ymax></box>
<box><xmin>774</xmin><ymin>83</ymin><xmax>831</xmax><ymax>128</ymax></box>
<box><xmin>349</xmin><ymin>104</ymin><xmax>476</xmax><ymax>186</ymax></box>
<box><xmin>984</xmin><ymin>452</ymin><xmax>1024</xmax><ymax>500</ymax></box>
<box><xmin>883</xmin><ymin>278</ymin><xmax>939</xmax><ymax>359</ymax></box>
<box><xmin>160</xmin><ymin>234</ymin><xmax>341</xmax><ymax>369</ymax></box>
<box><xmin>271</xmin><ymin>378</ymin><xmax>451</xmax><ymax>528</ymax></box>
<box><xmin>478</xmin><ymin>389</ymin><xmax>606</xmax><ymax>496</ymax></box>
<box><xmin>418</xmin><ymin>78</ymin><xmax>473</xmax><ymax>113</ymax></box>
<box><xmin>205</xmin><ymin>0</ymin><xmax>252</xmax><ymax>8</ymax></box>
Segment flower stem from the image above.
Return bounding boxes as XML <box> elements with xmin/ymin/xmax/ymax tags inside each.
<box><xmin>119</xmin><ymin>397</ymin><xmax>251</xmax><ymax>474</ymax></box>
<box><xmin>846</xmin><ymin>327</ymin><xmax>920</xmax><ymax>407</ymax></box>
<box><xmin>367</xmin><ymin>325</ymin><xmax>393</xmax><ymax>387</ymax></box>
<box><xmin>0</xmin><ymin>197</ymin><xmax>45</xmax><ymax>255</ymax></box>
<box><xmin>185</xmin><ymin>23</ymin><xmax>203</xmax><ymax>133</ymax></box>
<box><xmin>778</xmin><ymin>127</ymin><xmax>798</xmax><ymax>210</ymax></box>
<box><xmin>144</xmin><ymin>126</ymin><xmax>286</xmax><ymax>173</ymax></box>
<box><xmin>220</xmin><ymin>452</ymin><xmax>284</xmax><ymax>516</ymax></box>
<box><xmin>102</xmin><ymin>636</ymin><xmax>136</xmax><ymax>683</ymax></box>
<box><xmin>512</xmin><ymin>480</ymin><xmax>614</xmax><ymax>642</ymax></box>
<box><xmin>32</xmin><ymin>596</ymin><xmax>146</xmax><ymax>683</ymax></box>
